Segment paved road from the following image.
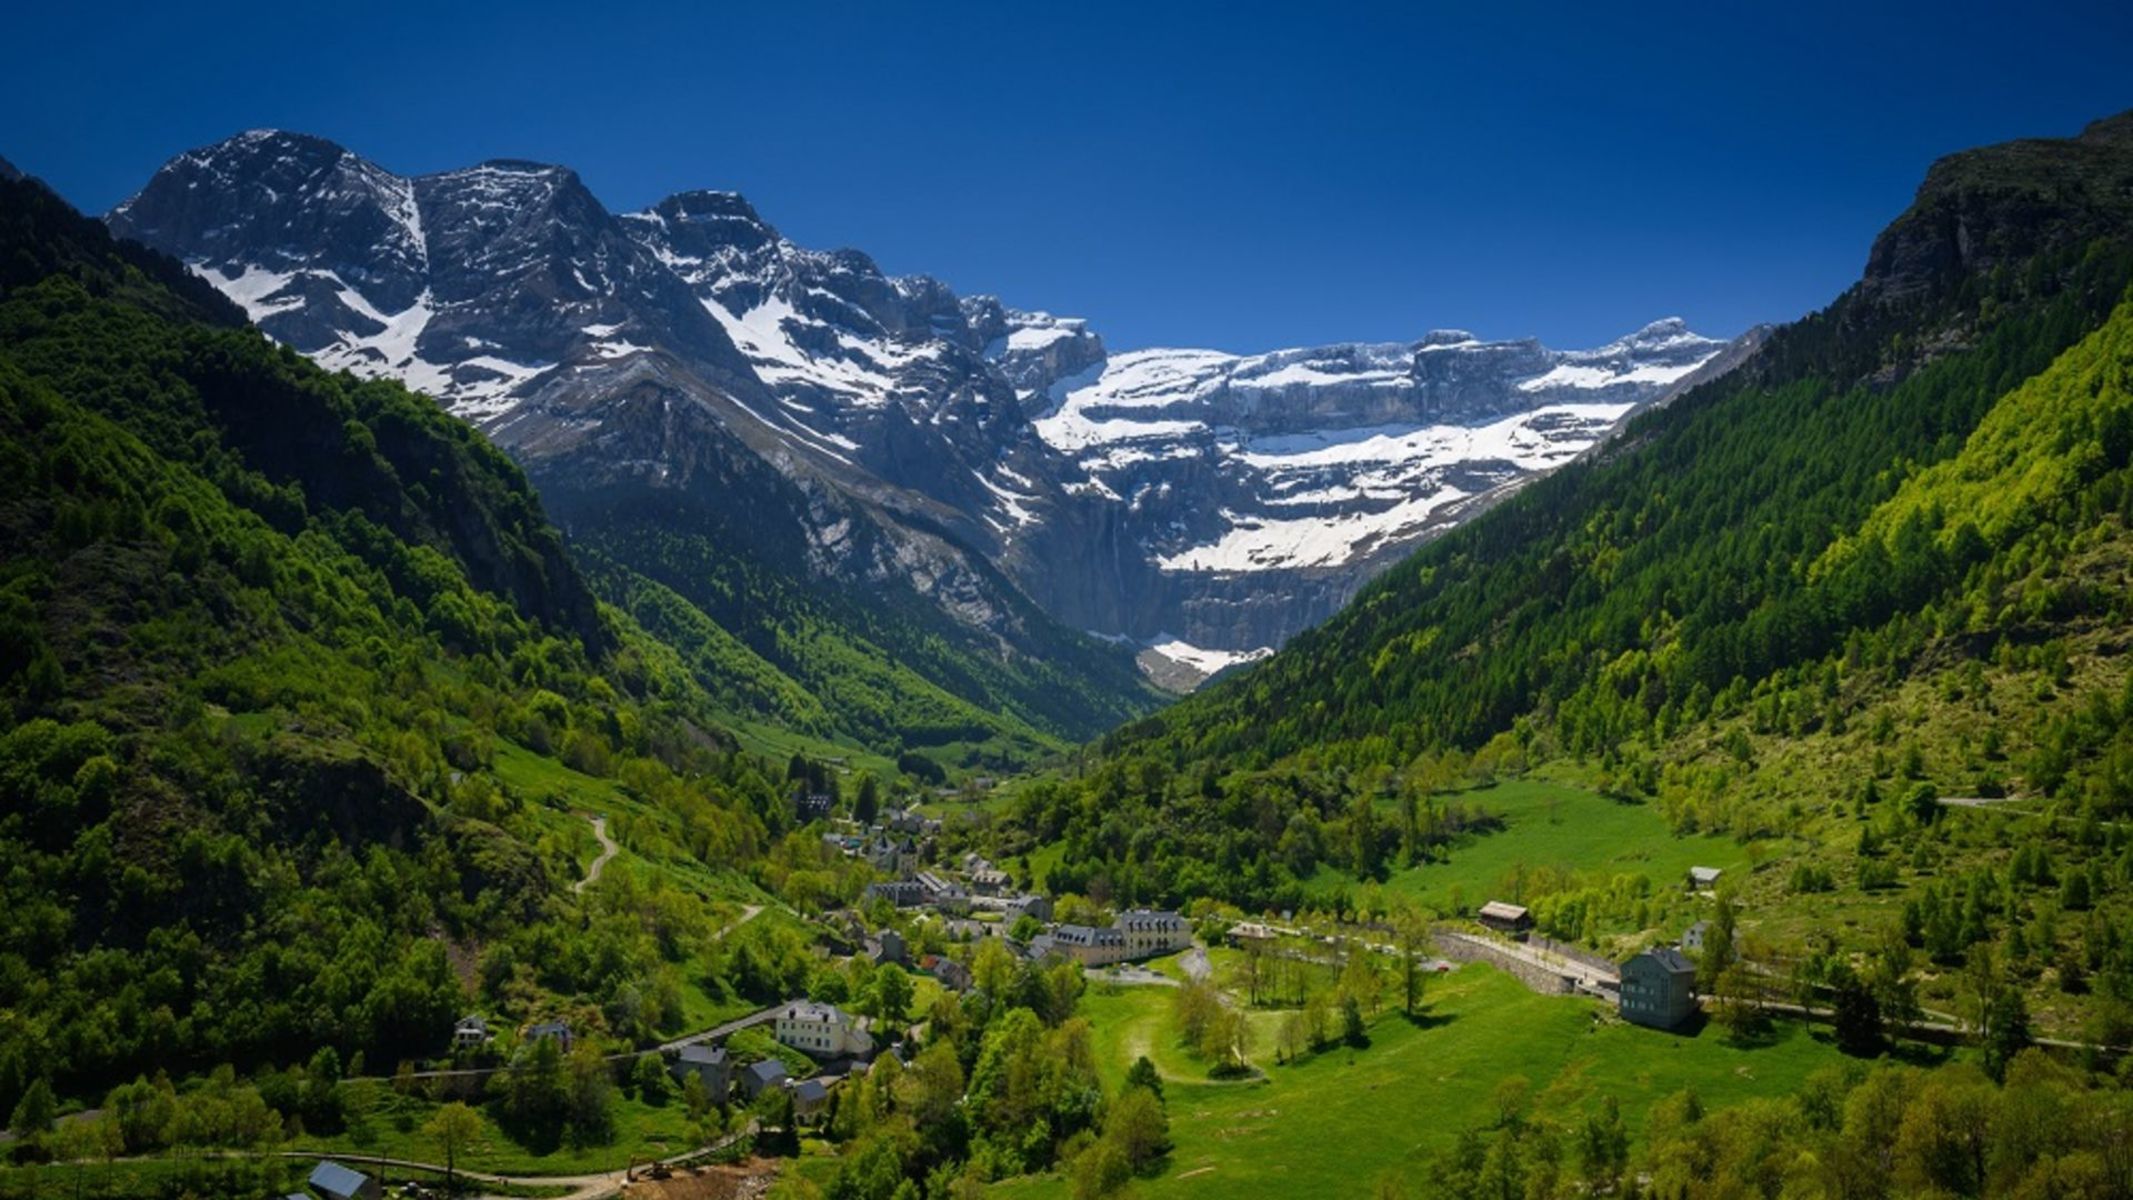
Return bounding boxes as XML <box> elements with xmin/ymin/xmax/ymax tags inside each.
<box><xmin>1180</xmin><ymin>943</ymin><xmax>1211</xmax><ymax>982</ymax></box>
<box><xmin>574</xmin><ymin>814</ymin><xmax>619</xmax><ymax>895</ymax></box>
<box><xmin>658</xmin><ymin>1000</ymin><xmax>786</xmax><ymax>1053</ymax></box>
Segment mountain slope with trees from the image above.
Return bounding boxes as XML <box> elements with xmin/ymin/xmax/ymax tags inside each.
<box><xmin>1119</xmin><ymin>110</ymin><xmax>2133</xmax><ymax>773</ymax></box>
<box><xmin>1006</xmin><ymin>112</ymin><xmax>2133</xmax><ymax>1042</ymax></box>
<box><xmin>0</xmin><ymin>170</ymin><xmax>806</xmax><ymax>1117</ymax></box>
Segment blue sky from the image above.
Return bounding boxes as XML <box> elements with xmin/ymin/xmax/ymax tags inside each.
<box><xmin>4</xmin><ymin>0</ymin><xmax>2130</xmax><ymax>352</ymax></box>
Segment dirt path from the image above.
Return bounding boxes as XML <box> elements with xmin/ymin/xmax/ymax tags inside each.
<box><xmin>1936</xmin><ymin>795</ymin><xmax>2129</xmax><ymax>829</ymax></box>
<box><xmin>575</xmin><ymin>814</ymin><xmax>619</xmax><ymax>895</ymax></box>
<box><xmin>713</xmin><ymin>904</ymin><xmax>765</xmax><ymax>941</ymax></box>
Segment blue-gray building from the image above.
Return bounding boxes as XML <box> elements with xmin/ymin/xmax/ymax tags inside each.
<box><xmin>307</xmin><ymin>1160</ymin><xmax>379</xmax><ymax>1200</ymax></box>
<box><xmin>1619</xmin><ymin>947</ymin><xmax>1697</xmax><ymax>1029</ymax></box>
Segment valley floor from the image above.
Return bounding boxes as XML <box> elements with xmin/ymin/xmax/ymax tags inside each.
<box><xmin>980</xmin><ymin>954</ymin><xmax>1883</xmax><ymax>1198</ymax></box>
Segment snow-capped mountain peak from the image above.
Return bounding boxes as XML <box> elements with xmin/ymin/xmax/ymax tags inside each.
<box><xmin>111</xmin><ymin>131</ymin><xmax>1749</xmax><ymax>686</ymax></box>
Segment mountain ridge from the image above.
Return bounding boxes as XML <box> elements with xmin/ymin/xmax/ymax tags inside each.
<box><xmin>1017</xmin><ymin>111</ymin><xmax>2133</xmax><ymax>917</ymax></box>
<box><xmin>106</xmin><ymin>129</ymin><xmax>1739</xmax><ymax>694</ymax></box>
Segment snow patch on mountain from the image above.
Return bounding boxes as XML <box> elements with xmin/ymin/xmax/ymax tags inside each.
<box><xmin>117</xmin><ymin>130</ymin><xmax>1748</xmax><ymax>680</ymax></box>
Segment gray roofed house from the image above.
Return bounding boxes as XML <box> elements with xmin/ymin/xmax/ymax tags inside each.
<box><xmin>1619</xmin><ymin>946</ymin><xmax>1698</xmax><ymax>1030</ymax></box>
<box><xmin>872</xmin><ymin>928</ymin><xmax>907</xmax><ymax>965</ymax></box>
<box><xmin>1048</xmin><ymin>923</ymin><xmax>1130</xmax><ymax>966</ymax></box>
<box><xmin>672</xmin><ymin>1043</ymin><xmax>730</xmax><ymax>1103</ymax></box>
<box><xmin>452</xmin><ymin>1014</ymin><xmax>491</xmax><ymax>1049</ymax></box>
<box><xmin>523</xmin><ymin>1019</ymin><xmax>572</xmax><ymax>1051</ymax></box>
<box><xmin>308</xmin><ymin>1160</ymin><xmax>380</xmax><ymax>1200</ymax></box>
<box><xmin>865</xmin><ymin>879</ymin><xmax>930</xmax><ymax>909</ymax></box>
<box><xmin>924</xmin><ymin>954</ymin><xmax>973</xmax><ymax>992</ymax></box>
<box><xmin>1688</xmin><ymin>866</ymin><xmax>1723</xmax><ymax>890</ymax></box>
<box><xmin>915</xmin><ymin>871</ymin><xmax>971</xmax><ymax>914</ymax></box>
<box><xmin>1005</xmin><ymin>893</ymin><xmax>1053</xmax><ymax>924</ymax></box>
<box><xmin>792</xmin><ymin>1077</ymin><xmax>831</xmax><ymax>1122</ymax></box>
<box><xmin>1114</xmin><ymin>909</ymin><xmax>1192</xmax><ymax>958</ymax></box>
<box><xmin>742</xmin><ymin>1057</ymin><xmax>791</xmax><ymax>1099</ymax></box>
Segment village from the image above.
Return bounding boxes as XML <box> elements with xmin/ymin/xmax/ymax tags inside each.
<box><xmin>280</xmin><ymin>778</ymin><xmax>1769</xmax><ymax>1200</ymax></box>
<box><xmin>45</xmin><ymin>764</ymin><xmax>2080</xmax><ymax>1200</ymax></box>
<box><xmin>268</xmin><ymin>803</ymin><xmax>1207</xmax><ymax>1200</ymax></box>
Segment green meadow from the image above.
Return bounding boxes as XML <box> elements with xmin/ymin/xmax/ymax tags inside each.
<box><xmin>1358</xmin><ymin>778</ymin><xmax>1753</xmax><ymax>913</ymax></box>
<box><xmin>999</xmin><ymin>963</ymin><xmax>1876</xmax><ymax>1198</ymax></box>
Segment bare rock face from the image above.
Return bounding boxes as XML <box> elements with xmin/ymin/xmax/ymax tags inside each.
<box><xmin>1862</xmin><ymin>110</ymin><xmax>2133</xmax><ymax>306</ymax></box>
<box><xmin>110</xmin><ymin>130</ymin><xmax>1746</xmax><ymax>686</ymax></box>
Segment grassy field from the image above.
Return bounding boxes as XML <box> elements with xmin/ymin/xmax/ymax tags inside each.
<box><xmin>0</xmin><ymin>1152</ymin><xmax>580</xmax><ymax>1200</ymax></box>
<box><xmin>1341</xmin><ymin>778</ymin><xmax>1754</xmax><ymax>916</ymax></box>
<box><xmin>1000</xmin><ymin>962</ymin><xmax>1879</xmax><ymax>1199</ymax></box>
<box><xmin>300</xmin><ymin>1077</ymin><xmax>709</xmax><ymax>1177</ymax></box>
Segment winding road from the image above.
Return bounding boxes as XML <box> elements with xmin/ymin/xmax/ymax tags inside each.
<box><xmin>574</xmin><ymin>814</ymin><xmax>619</xmax><ymax>895</ymax></box>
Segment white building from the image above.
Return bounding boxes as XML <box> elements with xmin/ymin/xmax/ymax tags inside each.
<box><xmin>1115</xmin><ymin>909</ymin><xmax>1193</xmax><ymax>959</ymax></box>
<box><xmin>451</xmin><ymin>1015</ymin><xmax>491</xmax><ymax>1050</ymax></box>
<box><xmin>1049</xmin><ymin>924</ymin><xmax>1130</xmax><ymax>966</ymax></box>
<box><xmin>775</xmin><ymin>1001</ymin><xmax>874</xmax><ymax>1059</ymax></box>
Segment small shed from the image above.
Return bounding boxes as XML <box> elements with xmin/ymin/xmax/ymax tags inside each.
<box><xmin>1619</xmin><ymin>946</ymin><xmax>1698</xmax><ymax>1030</ymax></box>
<box><xmin>1476</xmin><ymin>900</ymin><xmax>1534</xmax><ymax>937</ymax></box>
<box><xmin>308</xmin><ymin>1160</ymin><xmax>380</xmax><ymax>1200</ymax></box>
<box><xmin>1687</xmin><ymin>866</ymin><xmax>1723</xmax><ymax>891</ymax></box>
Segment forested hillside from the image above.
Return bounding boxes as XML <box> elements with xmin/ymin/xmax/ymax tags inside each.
<box><xmin>1119</xmin><ymin>111</ymin><xmax>2133</xmax><ymax>772</ymax></box>
<box><xmin>1008</xmin><ymin>113</ymin><xmax>2133</xmax><ymax>1037</ymax></box>
<box><xmin>559</xmin><ymin>492</ymin><xmax>1162</xmax><ymax>768</ymax></box>
<box><xmin>0</xmin><ymin>171</ymin><xmax>808</xmax><ymax>1113</ymax></box>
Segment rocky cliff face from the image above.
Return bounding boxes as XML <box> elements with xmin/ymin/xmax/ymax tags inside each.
<box><xmin>1862</xmin><ymin>111</ymin><xmax>2133</xmax><ymax>306</ymax></box>
<box><xmin>1000</xmin><ymin>317</ymin><xmax>1727</xmax><ymax>650</ymax></box>
<box><xmin>109</xmin><ymin>130</ymin><xmax>1740</xmax><ymax>686</ymax></box>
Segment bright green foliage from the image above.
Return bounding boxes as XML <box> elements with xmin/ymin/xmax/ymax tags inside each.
<box><xmin>997</xmin><ymin>117</ymin><xmax>2133</xmax><ymax>1041</ymax></box>
<box><xmin>0</xmin><ymin>173</ymin><xmax>776</xmax><ymax>1113</ymax></box>
<box><xmin>579</xmin><ymin>527</ymin><xmax>1163</xmax><ymax>770</ymax></box>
